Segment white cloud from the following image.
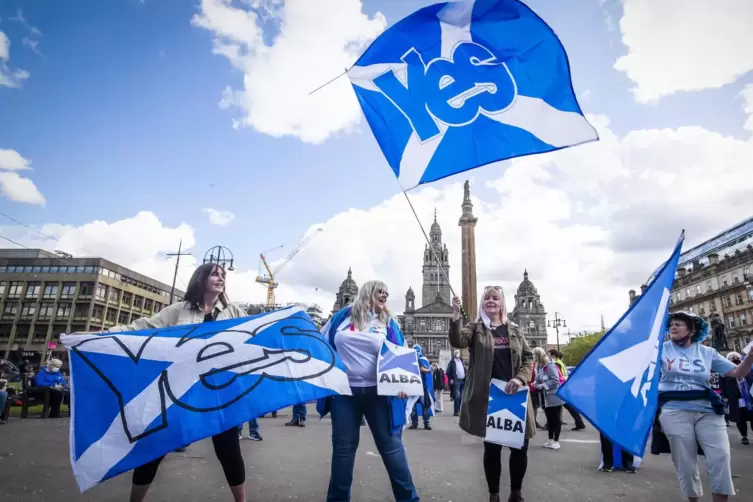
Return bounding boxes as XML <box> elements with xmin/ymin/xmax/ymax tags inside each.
<box><xmin>203</xmin><ymin>208</ymin><xmax>235</xmax><ymax>226</ymax></box>
<box><xmin>0</xmin><ymin>149</ymin><xmax>44</xmax><ymax>205</ymax></box>
<box><xmin>192</xmin><ymin>0</ymin><xmax>386</xmax><ymax>143</ymax></box>
<box><xmin>741</xmin><ymin>84</ymin><xmax>753</xmax><ymax>134</ymax></box>
<box><xmin>4</xmin><ymin>212</ymin><xmax>198</xmax><ymax>291</ymax></box>
<box><xmin>0</xmin><ymin>31</ymin><xmax>30</xmax><ymax>88</ymax></box>
<box><xmin>614</xmin><ymin>0</ymin><xmax>753</xmax><ymax>103</ymax></box>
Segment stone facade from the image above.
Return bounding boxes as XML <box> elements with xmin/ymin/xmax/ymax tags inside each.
<box><xmin>399</xmin><ymin>214</ymin><xmax>453</xmax><ymax>362</ymax></box>
<box><xmin>332</xmin><ymin>267</ymin><xmax>358</xmax><ymax>314</ymax></box>
<box><xmin>509</xmin><ymin>270</ymin><xmax>548</xmax><ymax>348</ymax></box>
<box><xmin>459</xmin><ymin>180</ymin><xmax>478</xmax><ymax>323</ymax></box>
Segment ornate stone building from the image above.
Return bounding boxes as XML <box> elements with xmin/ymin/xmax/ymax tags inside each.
<box><xmin>332</xmin><ymin>267</ymin><xmax>358</xmax><ymax>314</ymax></box>
<box><xmin>510</xmin><ymin>270</ymin><xmax>548</xmax><ymax>348</ymax></box>
<box><xmin>459</xmin><ymin>180</ymin><xmax>478</xmax><ymax>323</ymax></box>
<box><xmin>398</xmin><ymin>213</ymin><xmax>453</xmax><ymax>362</ymax></box>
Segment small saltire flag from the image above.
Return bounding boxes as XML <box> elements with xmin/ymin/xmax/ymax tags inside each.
<box><xmin>484</xmin><ymin>379</ymin><xmax>528</xmax><ymax>449</ymax></box>
<box><xmin>377</xmin><ymin>340</ymin><xmax>424</xmax><ymax>397</ymax></box>
<box><xmin>61</xmin><ymin>306</ymin><xmax>351</xmax><ymax>492</ymax></box>
<box><xmin>557</xmin><ymin>233</ymin><xmax>685</xmax><ymax>457</ymax></box>
<box><xmin>347</xmin><ymin>0</ymin><xmax>597</xmax><ymax>190</ymax></box>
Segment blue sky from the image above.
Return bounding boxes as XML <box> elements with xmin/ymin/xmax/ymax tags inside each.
<box><xmin>2</xmin><ymin>0</ymin><xmax>752</xmax><ymax>337</ymax></box>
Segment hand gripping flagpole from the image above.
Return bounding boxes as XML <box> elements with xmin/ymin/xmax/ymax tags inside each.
<box><xmin>397</xmin><ymin>182</ymin><xmax>469</xmax><ymax>323</ymax></box>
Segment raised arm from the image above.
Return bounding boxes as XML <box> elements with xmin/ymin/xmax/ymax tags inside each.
<box><xmin>725</xmin><ymin>349</ymin><xmax>753</xmax><ymax>379</ymax></box>
<box><xmin>449</xmin><ymin>296</ymin><xmax>475</xmax><ymax>349</ymax></box>
<box><xmin>105</xmin><ymin>302</ymin><xmax>182</xmax><ymax>333</ymax></box>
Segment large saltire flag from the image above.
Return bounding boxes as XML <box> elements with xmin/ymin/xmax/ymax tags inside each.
<box><xmin>61</xmin><ymin>306</ymin><xmax>351</xmax><ymax>492</ymax></box>
<box><xmin>557</xmin><ymin>232</ymin><xmax>685</xmax><ymax>457</ymax></box>
<box><xmin>347</xmin><ymin>0</ymin><xmax>597</xmax><ymax>190</ymax></box>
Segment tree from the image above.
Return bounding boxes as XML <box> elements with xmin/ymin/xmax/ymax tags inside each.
<box><xmin>561</xmin><ymin>331</ymin><xmax>605</xmax><ymax>367</ymax></box>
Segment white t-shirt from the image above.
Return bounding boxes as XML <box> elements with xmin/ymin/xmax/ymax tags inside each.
<box><xmin>333</xmin><ymin>313</ymin><xmax>388</xmax><ymax>387</ymax></box>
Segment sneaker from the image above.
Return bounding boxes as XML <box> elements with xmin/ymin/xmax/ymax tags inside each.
<box><xmin>507</xmin><ymin>492</ymin><xmax>524</xmax><ymax>502</ymax></box>
<box><xmin>298</xmin><ymin>420</ymin><xmax>306</xmax><ymax>428</ymax></box>
<box><xmin>742</xmin><ymin>437</ymin><xmax>749</xmax><ymax>445</ymax></box>
<box><xmin>424</xmin><ymin>424</ymin><xmax>432</xmax><ymax>431</ymax></box>
<box><xmin>543</xmin><ymin>439</ymin><xmax>553</xmax><ymax>448</ymax></box>
<box><xmin>624</xmin><ymin>467</ymin><xmax>636</xmax><ymax>473</ymax></box>
<box><xmin>409</xmin><ymin>424</ymin><xmax>418</xmax><ymax>430</ymax></box>
<box><xmin>599</xmin><ymin>466</ymin><xmax>613</xmax><ymax>472</ymax></box>
<box><xmin>238</xmin><ymin>431</ymin><xmax>243</xmax><ymax>440</ymax></box>
<box><xmin>248</xmin><ymin>431</ymin><xmax>262</xmax><ymax>441</ymax></box>
<box><xmin>285</xmin><ymin>418</ymin><xmax>300</xmax><ymax>427</ymax></box>
<box><xmin>572</xmin><ymin>425</ymin><xmax>586</xmax><ymax>431</ymax></box>
<box><xmin>550</xmin><ymin>441</ymin><xmax>561</xmax><ymax>450</ymax></box>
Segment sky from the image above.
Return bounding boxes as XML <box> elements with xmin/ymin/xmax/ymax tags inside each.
<box><xmin>1</xmin><ymin>0</ymin><xmax>753</xmax><ymax>344</ymax></box>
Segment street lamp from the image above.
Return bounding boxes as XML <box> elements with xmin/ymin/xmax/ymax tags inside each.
<box><xmin>547</xmin><ymin>313</ymin><xmax>567</xmax><ymax>350</ymax></box>
<box><xmin>203</xmin><ymin>245</ymin><xmax>235</xmax><ymax>271</ymax></box>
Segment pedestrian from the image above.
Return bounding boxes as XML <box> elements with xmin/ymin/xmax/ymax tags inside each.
<box><xmin>239</xmin><ymin>418</ymin><xmax>263</xmax><ymax>441</ymax></box>
<box><xmin>532</xmin><ymin>347</ymin><xmax>563</xmax><ymax>450</ymax></box>
<box><xmin>449</xmin><ymin>287</ymin><xmax>535</xmax><ymax>502</ymax></box>
<box><xmin>0</xmin><ymin>379</ymin><xmax>8</xmax><ymax>425</ymax></box>
<box><xmin>720</xmin><ymin>351</ymin><xmax>753</xmax><ymax>445</ymax></box>
<box><xmin>286</xmin><ymin>403</ymin><xmax>307</xmax><ymax>427</ymax></box>
<box><xmin>317</xmin><ymin>280</ymin><xmax>419</xmax><ymax>502</ymax></box>
<box><xmin>102</xmin><ymin>263</ymin><xmax>249</xmax><ymax>502</ymax></box>
<box><xmin>409</xmin><ymin>344</ymin><xmax>433</xmax><ymax>430</ymax></box>
<box><xmin>548</xmin><ymin>349</ymin><xmax>586</xmax><ymax>431</ymax></box>
<box><xmin>432</xmin><ymin>362</ymin><xmax>445</xmax><ymax>413</ymax></box>
<box><xmin>599</xmin><ymin>433</ymin><xmax>636</xmax><ymax>473</ymax></box>
<box><xmin>655</xmin><ymin>311</ymin><xmax>753</xmax><ymax>501</ymax></box>
<box><xmin>32</xmin><ymin>358</ymin><xmax>69</xmax><ymax>418</ymax></box>
<box><xmin>446</xmin><ymin>348</ymin><xmax>467</xmax><ymax>417</ymax></box>
<box><xmin>528</xmin><ymin>363</ymin><xmax>547</xmax><ymax>430</ymax></box>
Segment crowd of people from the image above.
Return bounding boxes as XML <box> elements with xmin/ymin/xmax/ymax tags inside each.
<box><xmin>2</xmin><ymin>261</ymin><xmax>753</xmax><ymax>502</ymax></box>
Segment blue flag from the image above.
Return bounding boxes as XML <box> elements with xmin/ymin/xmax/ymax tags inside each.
<box><xmin>61</xmin><ymin>306</ymin><xmax>351</xmax><ymax>491</ymax></box>
<box><xmin>557</xmin><ymin>233</ymin><xmax>685</xmax><ymax>457</ymax></box>
<box><xmin>347</xmin><ymin>0</ymin><xmax>597</xmax><ymax>189</ymax></box>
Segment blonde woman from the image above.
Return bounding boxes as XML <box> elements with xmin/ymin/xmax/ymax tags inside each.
<box><xmin>317</xmin><ymin>280</ymin><xmax>418</xmax><ymax>502</ymax></box>
<box><xmin>532</xmin><ymin>347</ymin><xmax>564</xmax><ymax>449</ymax></box>
<box><xmin>449</xmin><ymin>286</ymin><xmax>535</xmax><ymax>502</ymax></box>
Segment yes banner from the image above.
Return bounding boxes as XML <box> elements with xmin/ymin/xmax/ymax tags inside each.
<box><xmin>484</xmin><ymin>379</ymin><xmax>528</xmax><ymax>449</ymax></box>
<box><xmin>377</xmin><ymin>340</ymin><xmax>423</xmax><ymax>396</ymax></box>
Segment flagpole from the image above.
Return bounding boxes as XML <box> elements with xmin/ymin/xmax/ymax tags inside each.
<box><xmin>397</xmin><ymin>182</ymin><xmax>469</xmax><ymax>323</ymax></box>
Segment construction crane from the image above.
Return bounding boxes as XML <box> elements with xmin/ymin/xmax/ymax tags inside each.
<box><xmin>256</xmin><ymin>229</ymin><xmax>323</xmax><ymax>307</ymax></box>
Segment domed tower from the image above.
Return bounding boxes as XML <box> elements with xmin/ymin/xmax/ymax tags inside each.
<box><xmin>405</xmin><ymin>286</ymin><xmax>415</xmax><ymax>313</ymax></box>
<box><xmin>332</xmin><ymin>267</ymin><xmax>358</xmax><ymax>314</ymax></box>
<box><xmin>422</xmin><ymin>209</ymin><xmax>451</xmax><ymax>307</ymax></box>
<box><xmin>510</xmin><ymin>270</ymin><xmax>547</xmax><ymax>348</ymax></box>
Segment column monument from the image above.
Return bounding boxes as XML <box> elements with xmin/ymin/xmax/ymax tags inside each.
<box><xmin>458</xmin><ymin>180</ymin><xmax>478</xmax><ymax>324</ymax></box>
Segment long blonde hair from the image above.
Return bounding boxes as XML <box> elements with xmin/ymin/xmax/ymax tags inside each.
<box><xmin>350</xmin><ymin>280</ymin><xmax>392</xmax><ymax>331</ymax></box>
<box><xmin>479</xmin><ymin>285</ymin><xmax>508</xmax><ymax>328</ymax></box>
<box><xmin>532</xmin><ymin>347</ymin><xmax>549</xmax><ymax>366</ymax></box>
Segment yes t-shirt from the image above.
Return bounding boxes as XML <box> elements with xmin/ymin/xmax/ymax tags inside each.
<box><xmin>659</xmin><ymin>341</ymin><xmax>736</xmax><ymax>412</ymax></box>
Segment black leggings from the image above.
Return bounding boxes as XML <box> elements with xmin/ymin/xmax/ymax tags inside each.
<box><xmin>483</xmin><ymin>439</ymin><xmax>529</xmax><ymax>493</ymax></box>
<box><xmin>544</xmin><ymin>406</ymin><xmax>562</xmax><ymax>441</ymax></box>
<box><xmin>132</xmin><ymin>428</ymin><xmax>245</xmax><ymax>486</ymax></box>
<box><xmin>737</xmin><ymin>408</ymin><xmax>753</xmax><ymax>438</ymax></box>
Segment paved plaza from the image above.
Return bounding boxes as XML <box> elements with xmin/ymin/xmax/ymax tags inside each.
<box><xmin>1</xmin><ymin>400</ymin><xmax>753</xmax><ymax>501</ymax></box>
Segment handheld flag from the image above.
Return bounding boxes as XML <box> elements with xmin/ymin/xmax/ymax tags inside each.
<box><xmin>557</xmin><ymin>233</ymin><xmax>685</xmax><ymax>457</ymax></box>
<box><xmin>377</xmin><ymin>340</ymin><xmax>424</xmax><ymax>396</ymax></box>
<box><xmin>348</xmin><ymin>0</ymin><xmax>597</xmax><ymax>190</ymax></box>
<box><xmin>61</xmin><ymin>306</ymin><xmax>351</xmax><ymax>492</ymax></box>
<box><xmin>484</xmin><ymin>379</ymin><xmax>528</xmax><ymax>448</ymax></box>
<box><xmin>404</xmin><ymin>344</ymin><xmax>435</xmax><ymax>423</ymax></box>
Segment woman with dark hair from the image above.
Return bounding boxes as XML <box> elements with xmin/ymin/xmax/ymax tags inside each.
<box><xmin>657</xmin><ymin>311</ymin><xmax>753</xmax><ymax>502</ymax></box>
<box><xmin>104</xmin><ymin>263</ymin><xmax>248</xmax><ymax>502</ymax></box>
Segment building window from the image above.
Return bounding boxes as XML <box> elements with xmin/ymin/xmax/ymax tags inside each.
<box><xmin>675</xmin><ymin>293</ymin><xmax>680</xmax><ymax>303</ymax></box>
<box><xmin>91</xmin><ymin>305</ymin><xmax>104</xmax><ymax>321</ymax></box>
<box><xmin>749</xmin><ymin>289</ymin><xmax>753</xmax><ymax>302</ymax></box>
<box><xmin>736</xmin><ymin>294</ymin><xmax>744</xmax><ymax>306</ymax></box>
<box><xmin>740</xmin><ymin>313</ymin><xmax>747</xmax><ymax>326</ymax></box>
<box><xmin>688</xmin><ymin>306</ymin><xmax>694</xmax><ymax>313</ymax></box>
<box><xmin>38</xmin><ymin>303</ymin><xmax>55</xmax><ymax>318</ymax></box>
<box><xmin>154</xmin><ymin>302</ymin><xmax>163</xmax><ymax>313</ymax></box>
<box><xmin>2</xmin><ymin>303</ymin><xmax>18</xmax><ymax>319</ymax></box>
<box><xmin>43</xmin><ymin>283</ymin><xmax>59</xmax><ymax>299</ymax></box>
<box><xmin>745</xmin><ymin>265</ymin><xmax>751</xmax><ymax>280</ymax></box>
<box><xmin>108</xmin><ymin>287</ymin><xmax>121</xmax><ymax>303</ymax></box>
<box><xmin>25</xmin><ymin>282</ymin><xmax>41</xmax><ymax>299</ymax></box>
<box><xmin>0</xmin><ymin>282</ymin><xmax>5</xmax><ymax>296</ymax></box>
<box><xmin>696</xmin><ymin>285</ymin><xmax>701</xmax><ymax>294</ymax></box>
<box><xmin>74</xmin><ymin>304</ymin><xmax>90</xmax><ymax>318</ymax></box>
<box><xmin>699</xmin><ymin>304</ymin><xmax>706</xmax><ymax>315</ymax></box>
<box><xmin>61</xmin><ymin>282</ymin><xmax>76</xmax><ymax>297</ymax></box>
<box><xmin>725</xmin><ymin>297</ymin><xmax>732</xmax><ymax>308</ymax></box>
<box><xmin>133</xmin><ymin>295</ymin><xmax>144</xmax><ymax>309</ymax></box>
<box><xmin>57</xmin><ymin>303</ymin><xmax>71</xmax><ymax>318</ymax></box>
<box><xmin>122</xmin><ymin>291</ymin><xmax>133</xmax><ymax>306</ymax></box>
<box><xmin>118</xmin><ymin>311</ymin><xmax>129</xmax><ymax>324</ymax></box>
<box><xmin>95</xmin><ymin>284</ymin><xmax>107</xmax><ymax>301</ymax></box>
<box><xmin>20</xmin><ymin>303</ymin><xmax>36</xmax><ymax>318</ymax></box>
<box><xmin>706</xmin><ymin>281</ymin><xmax>712</xmax><ymax>292</ymax></box>
<box><xmin>685</xmin><ymin>288</ymin><xmax>691</xmax><ymax>298</ymax></box>
<box><xmin>418</xmin><ymin>319</ymin><xmax>427</xmax><ymax>332</ymax></box>
<box><xmin>710</xmin><ymin>302</ymin><xmax>717</xmax><ymax>312</ymax></box>
<box><xmin>144</xmin><ymin>298</ymin><xmax>154</xmax><ymax>312</ymax></box>
<box><xmin>728</xmin><ymin>315</ymin><xmax>735</xmax><ymax>329</ymax></box>
<box><xmin>80</xmin><ymin>282</ymin><xmax>94</xmax><ymax>297</ymax></box>
<box><xmin>722</xmin><ymin>275</ymin><xmax>728</xmax><ymax>286</ymax></box>
<box><xmin>105</xmin><ymin>308</ymin><xmax>117</xmax><ymax>323</ymax></box>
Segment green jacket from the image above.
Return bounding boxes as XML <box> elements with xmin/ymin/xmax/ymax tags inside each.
<box><xmin>449</xmin><ymin>318</ymin><xmax>537</xmax><ymax>439</ymax></box>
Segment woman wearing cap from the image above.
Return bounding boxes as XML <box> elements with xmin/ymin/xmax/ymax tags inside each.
<box><xmin>449</xmin><ymin>286</ymin><xmax>535</xmax><ymax>502</ymax></box>
<box><xmin>658</xmin><ymin>311</ymin><xmax>753</xmax><ymax>502</ymax></box>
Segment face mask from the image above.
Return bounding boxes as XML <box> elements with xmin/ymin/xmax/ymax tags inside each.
<box><xmin>50</xmin><ymin>367</ymin><xmax>60</xmax><ymax>373</ymax></box>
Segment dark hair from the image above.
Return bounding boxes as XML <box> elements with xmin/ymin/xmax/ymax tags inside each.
<box><xmin>548</xmin><ymin>349</ymin><xmax>560</xmax><ymax>359</ymax></box>
<box><xmin>184</xmin><ymin>263</ymin><xmax>228</xmax><ymax>307</ymax></box>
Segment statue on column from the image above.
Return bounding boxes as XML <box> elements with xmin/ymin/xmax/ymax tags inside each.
<box><xmin>709</xmin><ymin>313</ymin><xmax>728</xmax><ymax>350</ymax></box>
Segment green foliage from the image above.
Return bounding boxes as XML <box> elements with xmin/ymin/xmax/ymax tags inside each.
<box><xmin>561</xmin><ymin>331</ymin><xmax>605</xmax><ymax>366</ymax></box>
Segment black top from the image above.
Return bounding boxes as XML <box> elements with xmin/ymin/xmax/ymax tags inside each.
<box><xmin>490</xmin><ymin>324</ymin><xmax>513</xmax><ymax>381</ymax></box>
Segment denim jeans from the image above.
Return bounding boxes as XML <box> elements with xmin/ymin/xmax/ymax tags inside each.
<box><xmin>327</xmin><ymin>386</ymin><xmax>419</xmax><ymax>502</ymax></box>
<box><xmin>248</xmin><ymin>418</ymin><xmax>259</xmax><ymax>434</ymax></box>
<box><xmin>410</xmin><ymin>400</ymin><xmax>431</xmax><ymax>426</ymax></box>
<box><xmin>452</xmin><ymin>380</ymin><xmax>465</xmax><ymax>415</ymax></box>
<box><xmin>292</xmin><ymin>403</ymin><xmax>307</xmax><ymax>421</ymax></box>
<box><xmin>0</xmin><ymin>390</ymin><xmax>7</xmax><ymax>417</ymax></box>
